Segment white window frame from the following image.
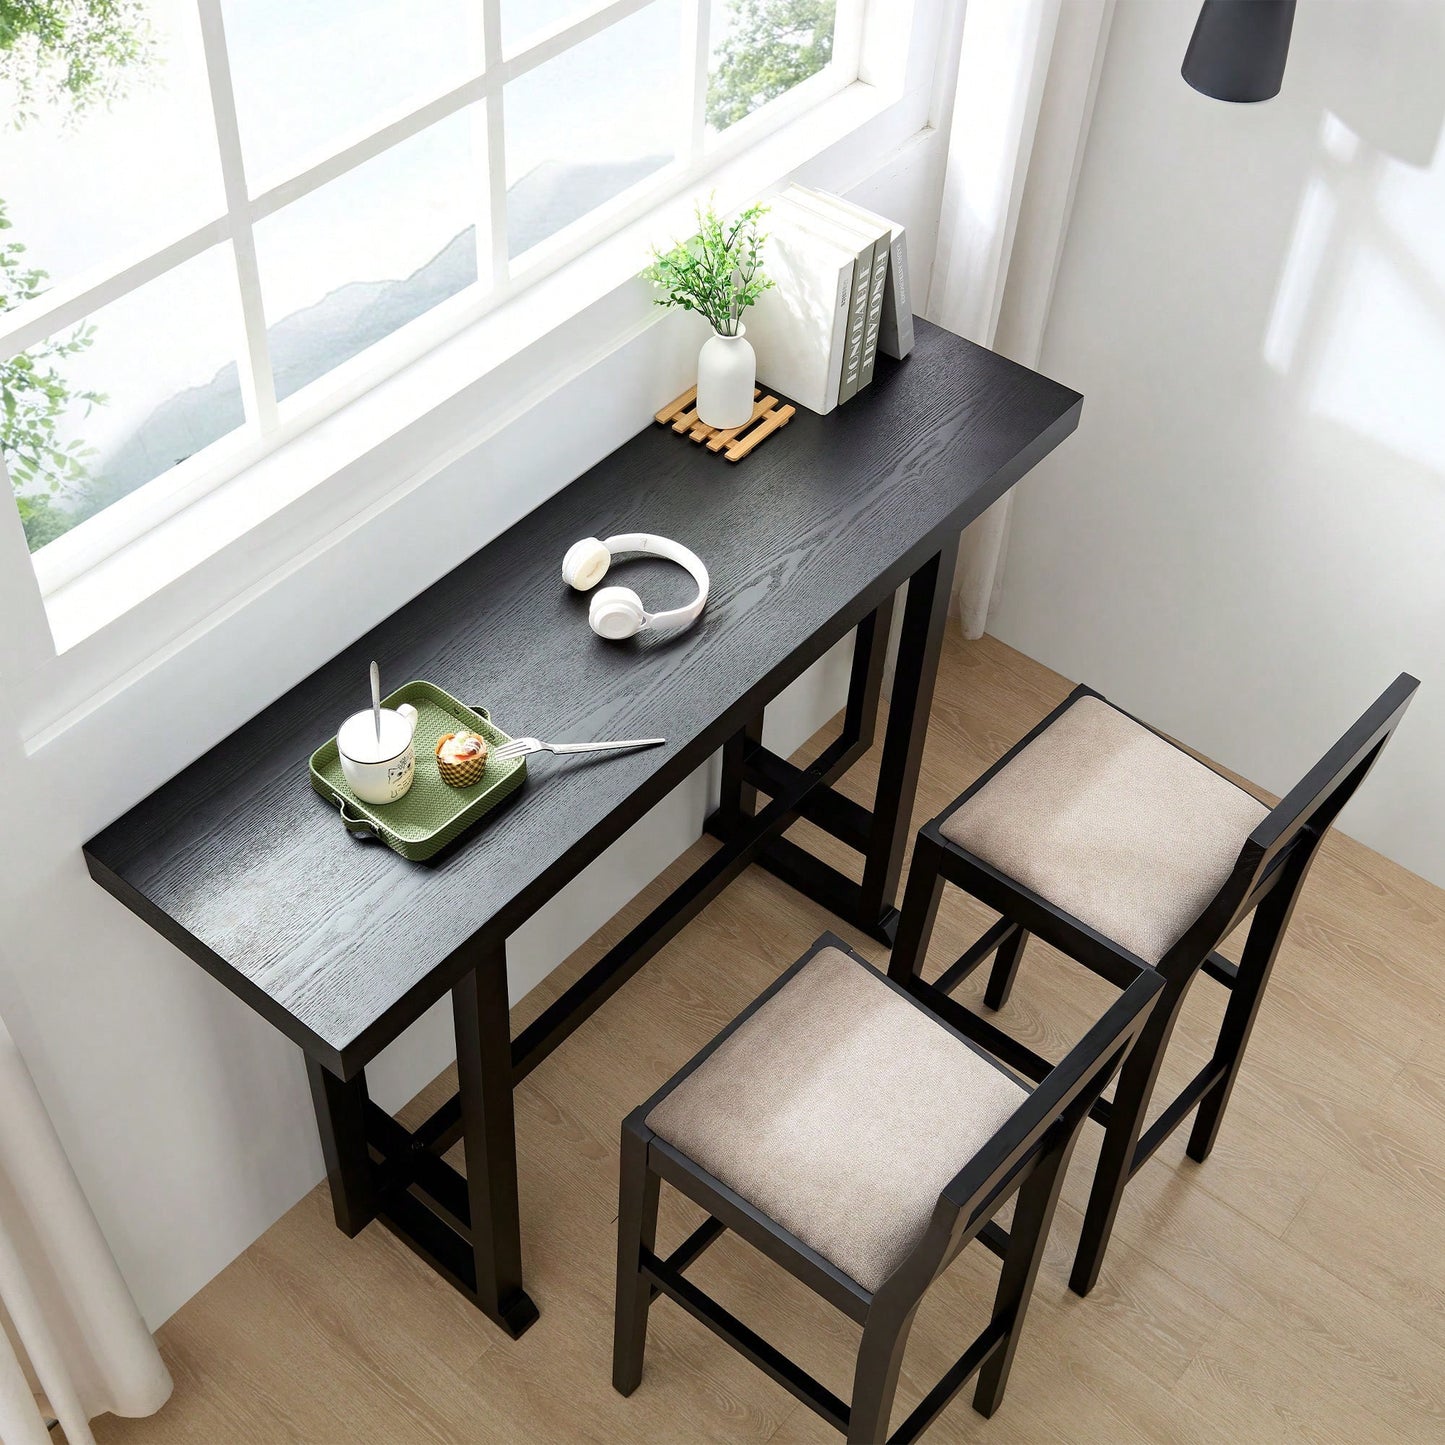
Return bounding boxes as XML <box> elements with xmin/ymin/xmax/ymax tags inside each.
<box><xmin>1</xmin><ymin>0</ymin><xmax>950</xmax><ymax>751</ymax></box>
<box><xmin>4</xmin><ymin>0</ymin><xmax>867</xmax><ymax>597</ymax></box>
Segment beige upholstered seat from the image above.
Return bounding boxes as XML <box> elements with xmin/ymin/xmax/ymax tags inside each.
<box><xmin>645</xmin><ymin>948</ymin><xmax>1027</xmax><ymax>1292</ymax></box>
<box><xmin>941</xmin><ymin>696</ymin><xmax>1269</xmax><ymax>966</ymax></box>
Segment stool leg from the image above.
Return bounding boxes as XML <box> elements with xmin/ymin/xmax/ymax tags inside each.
<box><xmin>1188</xmin><ymin>867</ymin><xmax>1301</xmax><ymax>1162</ymax></box>
<box><xmin>973</xmin><ymin>1125</ymin><xmax>1075</xmax><ymax>1417</ymax></box>
<box><xmin>1069</xmin><ymin>976</ymin><xmax>1191</xmax><ymax>1297</ymax></box>
<box><xmin>613</xmin><ymin>1123</ymin><xmax>661</xmax><ymax>1395</ymax></box>
<box><xmin>849</xmin><ymin>1301</ymin><xmax>921</xmax><ymax>1445</ymax></box>
<box><xmin>983</xmin><ymin>928</ymin><xmax>1029</xmax><ymax>1011</ymax></box>
<box><xmin>887</xmin><ymin>837</ymin><xmax>945</xmax><ymax>987</ymax></box>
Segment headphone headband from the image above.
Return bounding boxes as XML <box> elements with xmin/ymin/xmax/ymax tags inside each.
<box><xmin>561</xmin><ymin>530</ymin><xmax>710</xmax><ymax>640</ymax></box>
<box><xmin>600</xmin><ymin>534</ymin><xmax>709</xmax><ymax>631</ymax></box>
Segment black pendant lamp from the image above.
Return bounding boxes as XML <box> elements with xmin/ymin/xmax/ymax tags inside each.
<box><xmin>1182</xmin><ymin>0</ymin><xmax>1296</xmax><ymax>102</ymax></box>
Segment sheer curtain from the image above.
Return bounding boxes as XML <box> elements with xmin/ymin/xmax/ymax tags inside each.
<box><xmin>926</xmin><ymin>0</ymin><xmax>1116</xmax><ymax>636</ymax></box>
<box><xmin>0</xmin><ymin>1012</ymin><xmax>171</xmax><ymax>1445</ymax></box>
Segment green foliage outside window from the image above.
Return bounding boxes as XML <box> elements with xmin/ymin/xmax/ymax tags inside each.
<box><xmin>0</xmin><ymin>0</ymin><xmax>153</xmax><ymax>550</ymax></box>
<box><xmin>0</xmin><ymin>0</ymin><xmax>154</xmax><ymax>123</ymax></box>
<box><xmin>706</xmin><ymin>0</ymin><xmax>835</xmax><ymax>133</ymax></box>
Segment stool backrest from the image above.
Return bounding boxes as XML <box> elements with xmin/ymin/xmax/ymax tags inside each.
<box><xmin>879</xmin><ymin>965</ymin><xmax>1163</xmax><ymax>1301</ymax></box>
<box><xmin>1171</xmin><ymin>673</ymin><xmax>1419</xmax><ymax>967</ymax></box>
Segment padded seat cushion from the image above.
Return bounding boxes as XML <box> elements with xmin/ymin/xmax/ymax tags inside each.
<box><xmin>645</xmin><ymin>948</ymin><xmax>1026</xmax><ymax>1291</ymax></box>
<box><xmin>941</xmin><ymin>696</ymin><xmax>1269</xmax><ymax>965</ymax></box>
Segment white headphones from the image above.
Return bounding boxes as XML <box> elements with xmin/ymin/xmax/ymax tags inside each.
<box><xmin>561</xmin><ymin>532</ymin><xmax>710</xmax><ymax>641</ymax></box>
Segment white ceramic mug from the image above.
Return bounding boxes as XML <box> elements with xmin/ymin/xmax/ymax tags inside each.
<box><xmin>338</xmin><ymin>703</ymin><xmax>419</xmax><ymax>805</ymax></box>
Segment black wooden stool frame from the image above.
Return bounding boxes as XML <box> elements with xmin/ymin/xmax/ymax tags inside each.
<box><xmin>613</xmin><ymin>934</ymin><xmax>1163</xmax><ymax>1443</ymax></box>
<box><xmin>888</xmin><ymin>674</ymin><xmax>1418</xmax><ymax>1297</ymax></box>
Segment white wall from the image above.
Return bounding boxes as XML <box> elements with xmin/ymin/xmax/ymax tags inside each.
<box><xmin>993</xmin><ymin>0</ymin><xmax>1445</xmax><ymax>887</ymax></box>
<box><xmin>0</xmin><ymin>128</ymin><xmax>950</xmax><ymax>1328</ymax></box>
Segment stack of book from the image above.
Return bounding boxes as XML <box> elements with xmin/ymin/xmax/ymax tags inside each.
<box><xmin>746</xmin><ymin>184</ymin><xmax>914</xmax><ymax>416</ymax></box>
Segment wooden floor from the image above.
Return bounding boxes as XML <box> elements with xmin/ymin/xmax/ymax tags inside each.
<box><xmin>92</xmin><ymin>633</ymin><xmax>1445</xmax><ymax>1444</ymax></box>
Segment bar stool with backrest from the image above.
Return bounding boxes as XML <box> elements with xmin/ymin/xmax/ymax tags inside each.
<box><xmin>612</xmin><ymin>933</ymin><xmax>1162</xmax><ymax>1443</ymax></box>
<box><xmin>887</xmin><ymin>674</ymin><xmax>1417</xmax><ymax>1297</ymax></box>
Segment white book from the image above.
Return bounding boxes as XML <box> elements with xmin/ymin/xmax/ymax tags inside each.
<box><xmin>766</xmin><ymin>196</ymin><xmax>865</xmax><ymax>408</ymax></box>
<box><xmin>746</xmin><ymin>207</ymin><xmax>854</xmax><ymax>415</ymax></box>
<box><xmin>789</xmin><ymin>187</ymin><xmax>893</xmax><ymax>389</ymax></box>
<box><xmin>779</xmin><ymin>188</ymin><xmax>885</xmax><ymax>404</ymax></box>
<box><xmin>799</xmin><ymin>189</ymin><xmax>912</xmax><ymax>360</ymax></box>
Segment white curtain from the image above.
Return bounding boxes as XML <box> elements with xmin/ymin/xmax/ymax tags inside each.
<box><xmin>926</xmin><ymin>0</ymin><xmax>1116</xmax><ymax>637</ymax></box>
<box><xmin>0</xmin><ymin>1014</ymin><xmax>171</xmax><ymax>1445</ymax></box>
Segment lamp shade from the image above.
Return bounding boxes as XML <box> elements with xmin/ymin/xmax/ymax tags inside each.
<box><xmin>1182</xmin><ymin>0</ymin><xmax>1297</xmax><ymax>102</ymax></box>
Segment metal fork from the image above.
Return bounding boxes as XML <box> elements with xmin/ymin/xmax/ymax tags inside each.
<box><xmin>491</xmin><ymin>735</ymin><xmax>666</xmax><ymax>763</ymax></box>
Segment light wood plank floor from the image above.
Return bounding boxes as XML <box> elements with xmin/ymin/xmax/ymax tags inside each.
<box><xmin>92</xmin><ymin>633</ymin><xmax>1445</xmax><ymax>1443</ymax></box>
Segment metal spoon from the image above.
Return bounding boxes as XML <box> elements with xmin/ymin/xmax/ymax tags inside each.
<box><xmin>370</xmin><ymin>661</ymin><xmax>382</xmax><ymax>746</ymax></box>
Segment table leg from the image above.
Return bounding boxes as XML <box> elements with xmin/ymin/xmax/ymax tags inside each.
<box><xmin>716</xmin><ymin>714</ymin><xmax>765</xmax><ymax>834</ymax></box>
<box><xmin>306</xmin><ymin>1057</ymin><xmax>376</xmax><ymax>1237</ymax></box>
<box><xmin>857</xmin><ymin>542</ymin><xmax>959</xmax><ymax>933</ymax></box>
<box><xmin>453</xmin><ymin>951</ymin><xmax>539</xmax><ymax>1338</ymax></box>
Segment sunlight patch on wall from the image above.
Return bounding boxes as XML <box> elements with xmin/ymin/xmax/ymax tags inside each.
<box><xmin>1262</xmin><ymin>172</ymin><xmax>1337</xmax><ymax>376</ymax></box>
<box><xmin>1305</xmin><ymin>239</ymin><xmax>1445</xmax><ymax>477</ymax></box>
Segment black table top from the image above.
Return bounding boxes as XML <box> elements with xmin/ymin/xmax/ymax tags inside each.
<box><xmin>85</xmin><ymin>320</ymin><xmax>1081</xmax><ymax>1076</ymax></box>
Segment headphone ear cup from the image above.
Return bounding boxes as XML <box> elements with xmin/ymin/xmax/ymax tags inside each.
<box><xmin>589</xmin><ymin>585</ymin><xmax>645</xmax><ymax>640</ymax></box>
<box><xmin>562</xmin><ymin>537</ymin><xmax>611</xmax><ymax>591</ymax></box>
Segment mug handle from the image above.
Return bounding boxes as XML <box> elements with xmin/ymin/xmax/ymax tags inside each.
<box><xmin>397</xmin><ymin>701</ymin><xmax>419</xmax><ymax>736</ymax></box>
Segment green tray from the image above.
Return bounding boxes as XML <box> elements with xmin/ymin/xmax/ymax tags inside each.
<box><xmin>309</xmin><ymin>680</ymin><xmax>527</xmax><ymax>861</ymax></box>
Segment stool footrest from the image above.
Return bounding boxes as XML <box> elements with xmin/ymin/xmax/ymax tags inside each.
<box><xmin>641</xmin><ymin>1249</ymin><xmax>851</xmax><ymax>1434</ymax></box>
<box><xmin>887</xmin><ymin>1316</ymin><xmax>1010</xmax><ymax>1445</ymax></box>
<box><xmin>1131</xmin><ymin>1060</ymin><xmax>1229</xmax><ymax>1176</ymax></box>
<box><xmin>1202</xmin><ymin>951</ymin><xmax>1239</xmax><ymax>987</ymax></box>
<box><xmin>936</xmin><ymin>919</ymin><xmax>1022</xmax><ymax>995</ymax></box>
<box><xmin>977</xmin><ymin>1220</ymin><xmax>1011</xmax><ymax>1259</ymax></box>
<box><xmin>649</xmin><ymin>1215</ymin><xmax>727</xmax><ymax>1300</ymax></box>
<box><xmin>908</xmin><ymin>979</ymin><xmax>1053</xmax><ymax>1084</ymax></box>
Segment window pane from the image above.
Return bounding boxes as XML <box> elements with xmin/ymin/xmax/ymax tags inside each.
<box><xmin>505</xmin><ymin>1</ymin><xmax>682</xmax><ymax>258</ymax></box>
<box><xmin>4</xmin><ymin>249</ymin><xmax>246</xmax><ymax>553</ymax></box>
<box><xmin>254</xmin><ymin>113</ymin><xmax>481</xmax><ymax>403</ymax></box>
<box><xmin>501</xmin><ymin>0</ymin><xmax>600</xmax><ymax>57</ymax></box>
<box><xmin>223</xmin><ymin>0</ymin><xmax>477</xmax><ymax>183</ymax></box>
<box><xmin>707</xmin><ymin>0</ymin><xmax>836</xmax><ymax>135</ymax></box>
<box><xmin>0</xmin><ymin>0</ymin><xmax>221</xmax><ymax>294</ymax></box>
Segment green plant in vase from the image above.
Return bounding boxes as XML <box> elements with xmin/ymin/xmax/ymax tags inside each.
<box><xmin>643</xmin><ymin>199</ymin><xmax>772</xmax><ymax>429</ymax></box>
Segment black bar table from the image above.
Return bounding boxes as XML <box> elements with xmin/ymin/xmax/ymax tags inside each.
<box><xmin>85</xmin><ymin>320</ymin><xmax>1081</xmax><ymax>1339</ymax></box>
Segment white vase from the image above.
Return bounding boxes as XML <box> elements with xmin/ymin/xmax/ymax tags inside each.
<box><xmin>696</xmin><ymin>325</ymin><xmax>756</xmax><ymax>429</ymax></box>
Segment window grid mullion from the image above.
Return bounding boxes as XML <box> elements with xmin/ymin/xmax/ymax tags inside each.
<box><xmin>831</xmin><ymin>0</ymin><xmax>868</xmax><ymax>85</ymax></box>
<box><xmin>196</xmin><ymin>0</ymin><xmax>278</xmax><ymax>434</ymax></box>
<box><xmin>0</xmin><ymin>219</ymin><xmax>227</xmax><ymax>357</ymax></box>
<box><xmin>4</xmin><ymin>0</ymin><xmax>668</xmax><ymax>359</ymax></box>
<box><xmin>483</xmin><ymin>0</ymin><xmax>510</xmax><ymax>288</ymax></box>
<box><xmin>683</xmin><ymin>0</ymin><xmax>712</xmax><ymax>163</ymax></box>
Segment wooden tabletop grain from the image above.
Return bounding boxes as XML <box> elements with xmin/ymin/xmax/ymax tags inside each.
<box><xmin>85</xmin><ymin>320</ymin><xmax>1081</xmax><ymax>1075</ymax></box>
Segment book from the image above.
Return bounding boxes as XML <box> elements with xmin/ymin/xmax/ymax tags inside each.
<box><xmin>878</xmin><ymin>227</ymin><xmax>912</xmax><ymax>360</ymax></box>
<box><xmin>745</xmin><ymin>207</ymin><xmax>855</xmax><ymax>416</ymax></box>
<box><xmin>800</xmin><ymin>189</ymin><xmax>913</xmax><ymax>361</ymax></box>
<box><xmin>778</xmin><ymin>189</ymin><xmax>886</xmax><ymax>404</ymax></box>
<box><xmin>788</xmin><ymin>187</ymin><xmax>893</xmax><ymax>390</ymax></box>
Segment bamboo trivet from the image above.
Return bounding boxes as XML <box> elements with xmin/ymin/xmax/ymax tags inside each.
<box><xmin>653</xmin><ymin>385</ymin><xmax>796</xmax><ymax>462</ymax></box>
